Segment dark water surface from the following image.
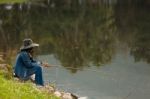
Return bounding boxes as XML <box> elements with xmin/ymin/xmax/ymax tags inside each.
<box><xmin>0</xmin><ymin>0</ymin><xmax>150</xmax><ymax>99</ymax></box>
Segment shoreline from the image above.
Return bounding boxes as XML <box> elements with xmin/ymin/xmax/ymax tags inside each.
<box><xmin>0</xmin><ymin>63</ymin><xmax>82</xmax><ymax>99</ymax></box>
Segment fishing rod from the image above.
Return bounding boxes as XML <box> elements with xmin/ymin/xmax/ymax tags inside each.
<box><xmin>43</xmin><ymin>63</ymin><xmax>109</xmax><ymax>75</ymax></box>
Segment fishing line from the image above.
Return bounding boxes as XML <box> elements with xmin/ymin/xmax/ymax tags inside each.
<box><xmin>46</xmin><ymin>65</ymin><xmax>109</xmax><ymax>74</ymax></box>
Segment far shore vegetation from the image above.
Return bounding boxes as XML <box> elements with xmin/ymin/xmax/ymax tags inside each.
<box><xmin>0</xmin><ymin>0</ymin><xmax>26</xmax><ymax>4</ymax></box>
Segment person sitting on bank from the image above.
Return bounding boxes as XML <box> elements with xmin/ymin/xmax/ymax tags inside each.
<box><xmin>14</xmin><ymin>38</ymin><xmax>50</xmax><ymax>86</ymax></box>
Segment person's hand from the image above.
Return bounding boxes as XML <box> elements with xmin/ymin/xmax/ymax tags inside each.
<box><xmin>41</xmin><ymin>62</ymin><xmax>51</xmax><ymax>67</ymax></box>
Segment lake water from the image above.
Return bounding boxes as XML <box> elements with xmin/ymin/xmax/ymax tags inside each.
<box><xmin>39</xmin><ymin>51</ymin><xmax>150</xmax><ymax>99</ymax></box>
<box><xmin>0</xmin><ymin>0</ymin><xmax>150</xmax><ymax>99</ymax></box>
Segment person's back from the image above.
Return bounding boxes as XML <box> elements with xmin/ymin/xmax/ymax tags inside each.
<box><xmin>14</xmin><ymin>51</ymin><xmax>29</xmax><ymax>80</ymax></box>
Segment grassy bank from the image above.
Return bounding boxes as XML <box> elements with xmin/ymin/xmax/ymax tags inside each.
<box><xmin>0</xmin><ymin>74</ymin><xmax>59</xmax><ymax>99</ymax></box>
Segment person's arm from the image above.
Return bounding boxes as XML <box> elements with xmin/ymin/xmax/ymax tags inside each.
<box><xmin>20</xmin><ymin>52</ymin><xmax>39</xmax><ymax>68</ymax></box>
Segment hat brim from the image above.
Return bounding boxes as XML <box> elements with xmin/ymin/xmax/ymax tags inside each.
<box><xmin>20</xmin><ymin>43</ymin><xmax>39</xmax><ymax>50</ymax></box>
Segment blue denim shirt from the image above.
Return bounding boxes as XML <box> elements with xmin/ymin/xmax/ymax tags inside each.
<box><xmin>14</xmin><ymin>51</ymin><xmax>40</xmax><ymax>80</ymax></box>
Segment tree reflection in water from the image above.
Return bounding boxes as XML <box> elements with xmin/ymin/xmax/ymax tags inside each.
<box><xmin>0</xmin><ymin>0</ymin><xmax>150</xmax><ymax>72</ymax></box>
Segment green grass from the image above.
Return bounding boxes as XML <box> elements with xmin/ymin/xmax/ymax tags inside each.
<box><xmin>0</xmin><ymin>75</ymin><xmax>59</xmax><ymax>99</ymax></box>
<box><xmin>0</xmin><ymin>0</ymin><xmax>27</xmax><ymax>4</ymax></box>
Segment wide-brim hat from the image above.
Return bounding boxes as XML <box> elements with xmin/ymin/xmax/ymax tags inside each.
<box><xmin>20</xmin><ymin>38</ymin><xmax>39</xmax><ymax>50</ymax></box>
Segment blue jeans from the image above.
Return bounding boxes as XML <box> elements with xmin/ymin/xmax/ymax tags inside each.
<box><xmin>27</xmin><ymin>66</ymin><xmax>44</xmax><ymax>86</ymax></box>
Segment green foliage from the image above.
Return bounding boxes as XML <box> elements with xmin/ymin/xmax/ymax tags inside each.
<box><xmin>0</xmin><ymin>75</ymin><xmax>59</xmax><ymax>99</ymax></box>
